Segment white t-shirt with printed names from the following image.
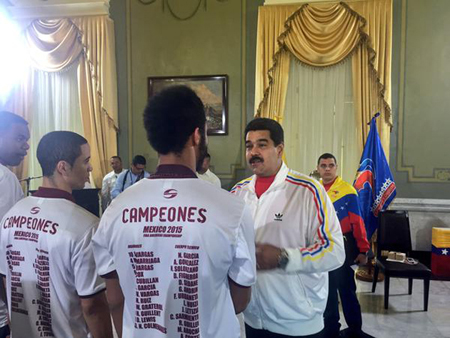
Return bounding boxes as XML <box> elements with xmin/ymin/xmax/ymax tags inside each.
<box><xmin>0</xmin><ymin>195</ymin><xmax>106</xmax><ymax>338</ymax></box>
<box><xmin>0</xmin><ymin>163</ymin><xmax>24</xmax><ymax>328</ymax></box>
<box><xmin>93</xmin><ymin>177</ymin><xmax>256</xmax><ymax>338</ymax></box>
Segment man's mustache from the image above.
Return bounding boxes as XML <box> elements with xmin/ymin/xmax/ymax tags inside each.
<box><xmin>249</xmin><ymin>156</ymin><xmax>264</xmax><ymax>164</ymax></box>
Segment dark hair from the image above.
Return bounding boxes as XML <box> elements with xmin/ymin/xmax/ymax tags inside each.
<box><xmin>111</xmin><ymin>155</ymin><xmax>122</xmax><ymax>162</ymax></box>
<box><xmin>132</xmin><ymin>155</ymin><xmax>146</xmax><ymax>166</ymax></box>
<box><xmin>37</xmin><ymin>131</ymin><xmax>88</xmax><ymax>177</ymax></box>
<box><xmin>0</xmin><ymin>111</ymin><xmax>28</xmax><ymax>132</ymax></box>
<box><xmin>317</xmin><ymin>153</ymin><xmax>337</xmax><ymax>165</ymax></box>
<box><xmin>143</xmin><ymin>85</ymin><xmax>206</xmax><ymax>155</ymax></box>
<box><xmin>244</xmin><ymin>118</ymin><xmax>284</xmax><ymax>146</ymax></box>
<box><xmin>205</xmin><ymin>153</ymin><xmax>211</xmax><ymax>159</ymax></box>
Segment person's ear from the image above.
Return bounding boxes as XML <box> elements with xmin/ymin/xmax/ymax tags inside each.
<box><xmin>276</xmin><ymin>143</ymin><xmax>284</xmax><ymax>158</ymax></box>
<box><xmin>192</xmin><ymin>127</ymin><xmax>201</xmax><ymax>147</ymax></box>
<box><xmin>55</xmin><ymin>160</ymin><xmax>70</xmax><ymax>177</ymax></box>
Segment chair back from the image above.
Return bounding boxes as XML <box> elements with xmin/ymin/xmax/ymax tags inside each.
<box><xmin>377</xmin><ymin>210</ymin><xmax>412</xmax><ymax>257</ymax></box>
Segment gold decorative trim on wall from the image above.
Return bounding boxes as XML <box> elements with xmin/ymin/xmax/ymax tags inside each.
<box><xmin>137</xmin><ymin>0</ymin><xmax>229</xmax><ymax>21</ymax></box>
<box><xmin>396</xmin><ymin>0</ymin><xmax>450</xmax><ymax>183</ymax></box>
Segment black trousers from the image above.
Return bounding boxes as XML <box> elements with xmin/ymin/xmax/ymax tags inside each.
<box><xmin>245</xmin><ymin>324</ymin><xmax>324</xmax><ymax>338</ymax></box>
<box><xmin>0</xmin><ymin>325</ymin><xmax>10</xmax><ymax>338</ymax></box>
<box><xmin>323</xmin><ymin>264</ymin><xmax>363</xmax><ymax>338</ymax></box>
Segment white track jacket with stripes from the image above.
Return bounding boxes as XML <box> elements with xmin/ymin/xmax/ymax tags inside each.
<box><xmin>231</xmin><ymin>163</ymin><xmax>345</xmax><ymax>336</ymax></box>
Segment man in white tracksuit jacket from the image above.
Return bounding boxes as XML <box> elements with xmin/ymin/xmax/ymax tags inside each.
<box><xmin>232</xmin><ymin>118</ymin><xmax>345</xmax><ymax>338</ymax></box>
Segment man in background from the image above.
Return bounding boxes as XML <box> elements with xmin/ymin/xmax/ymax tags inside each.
<box><xmin>111</xmin><ymin>155</ymin><xmax>150</xmax><ymax>199</ymax></box>
<box><xmin>101</xmin><ymin>156</ymin><xmax>125</xmax><ymax>210</ymax></box>
<box><xmin>0</xmin><ymin>131</ymin><xmax>113</xmax><ymax>337</ymax></box>
<box><xmin>197</xmin><ymin>153</ymin><xmax>221</xmax><ymax>187</ymax></box>
<box><xmin>232</xmin><ymin>118</ymin><xmax>344</xmax><ymax>338</ymax></box>
<box><xmin>0</xmin><ymin>111</ymin><xmax>30</xmax><ymax>338</ymax></box>
<box><xmin>317</xmin><ymin>153</ymin><xmax>371</xmax><ymax>338</ymax></box>
<box><xmin>92</xmin><ymin>86</ymin><xmax>256</xmax><ymax>337</ymax></box>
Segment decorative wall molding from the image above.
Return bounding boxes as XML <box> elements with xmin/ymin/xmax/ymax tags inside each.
<box><xmin>127</xmin><ymin>0</ymin><xmax>246</xmax><ymax>181</ymax></box>
<box><xmin>396</xmin><ymin>0</ymin><xmax>450</xmax><ymax>183</ymax></box>
<box><xmin>137</xmin><ymin>0</ymin><xmax>228</xmax><ymax>21</ymax></box>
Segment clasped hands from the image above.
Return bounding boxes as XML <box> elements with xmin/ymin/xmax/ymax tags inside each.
<box><xmin>255</xmin><ymin>243</ymin><xmax>282</xmax><ymax>270</ymax></box>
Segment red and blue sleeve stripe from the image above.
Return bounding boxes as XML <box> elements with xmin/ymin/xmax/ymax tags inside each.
<box><xmin>286</xmin><ymin>174</ymin><xmax>333</xmax><ymax>259</ymax></box>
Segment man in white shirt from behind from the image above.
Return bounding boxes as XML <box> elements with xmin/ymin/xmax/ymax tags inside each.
<box><xmin>196</xmin><ymin>153</ymin><xmax>221</xmax><ymax>188</ymax></box>
<box><xmin>0</xmin><ymin>111</ymin><xmax>30</xmax><ymax>338</ymax></box>
<box><xmin>0</xmin><ymin>131</ymin><xmax>113</xmax><ymax>338</ymax></box>
<box><xmin>101</xmin><ymin>156</ymin><xmax>125</xmax><ymax>211</ymax></box>
<box><xmin>92</xmin><ymin>85</ymin><xmax>256</xmax><ymax>338</ymax></box>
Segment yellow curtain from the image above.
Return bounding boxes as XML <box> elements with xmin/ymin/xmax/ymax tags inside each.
<box><xmin>255</xmin><ymin>0</ymin><xmax>392</xmax><ymax>157</ymax></box>
<box><xmin>26</xmin><ymin>19</ymin><xmax>83</xmax><ymax>71</ymax></box>
<box><xmin>14</xmin><ymin>16</ymin><xmax>118</xmax><ymax>188</ymax></box>
<box><xmin>73</xmin><ymin>16</ymin><xmax>119</xmax><ymax>189</ymax></box>
<box><xmin>255</xmin><ymin>6</ymin><xmax>295</xmax><ymax>123</ymax></box>
<box><xmin>350</xmin><ymin>0</ymin><xmax>392</xmax><ymax>155</ymax></box>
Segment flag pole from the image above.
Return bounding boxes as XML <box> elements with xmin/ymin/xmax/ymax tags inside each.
<box><xmin>354</xmin><ymin>111</ymin><xmax>396</xmax><ymax>283</ymax></box>
<box><xmin>368</xmin><ymin>112</ymin><xmax>380</xmax><ymax>124</ymax></box>
<box><xmin>357</xmin><ymin>111</ymin><xmax>384</xmax><ymax>282</ymax></box>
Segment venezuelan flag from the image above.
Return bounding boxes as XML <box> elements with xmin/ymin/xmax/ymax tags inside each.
<box><xmin>431</xmin><ymin>227</ymin><xmax>450</xmax><ymax>277</ymax></box>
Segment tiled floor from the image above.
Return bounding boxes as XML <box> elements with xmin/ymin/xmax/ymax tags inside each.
<box><xmin>239</xmin><ymin>277</ymin><xmax>450</xmax><ymax>338</ymax></box>
<box><xmin>355</xmin><ymin>277</ymin><xmax>450</xmax><ymax>338</ymax></box>
<box><xmin>113</xmin><ymin>277</ymin><xmax>450</xmax><ymax>338</ymax></box>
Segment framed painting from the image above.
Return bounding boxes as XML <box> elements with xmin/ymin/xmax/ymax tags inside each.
<box><xmin>148</xmin><ymin>75</ymin><xmax>228</xmax><ymax>135</ymax></box>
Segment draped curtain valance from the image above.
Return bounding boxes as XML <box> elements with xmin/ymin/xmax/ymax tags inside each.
<box><xmin>8</xmin><ymin>16</ymin><xmax>119</xmax><ymax>188</ymax></box>
<box><xmin>283</xmin><ymin>4</ymin><xmax>362</xmax><ymax>66</ymax></box>
<box><xmin>255</xmin><ymin>0</ymin><xmax>392</xmax><ymax>156</ymax></box>
<box><xmin>26</xmin><ymin>19</ymin><xmax>83</xmax><ymax>72</ymax></box>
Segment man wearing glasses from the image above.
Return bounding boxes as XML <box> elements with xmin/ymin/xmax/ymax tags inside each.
<box><xmin>111</xmin><ymin>155</ymin><xmax>150</xmax><ymax>199</ymax></box>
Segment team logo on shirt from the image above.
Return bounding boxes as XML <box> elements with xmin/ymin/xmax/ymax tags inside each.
<box><xmin>274</xmin><ymin>213</ymin><xmax>283</xmax><ymax>221</ymax></box>
<box><xmin>30</xmin><ymin>207</ymin><xmax>41</xmax><ymax>215</ymax></box>
<box><xmin>163</xmin><ymin>189</ymin><xmax>178</xmax><ymax>199</ymax></box>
